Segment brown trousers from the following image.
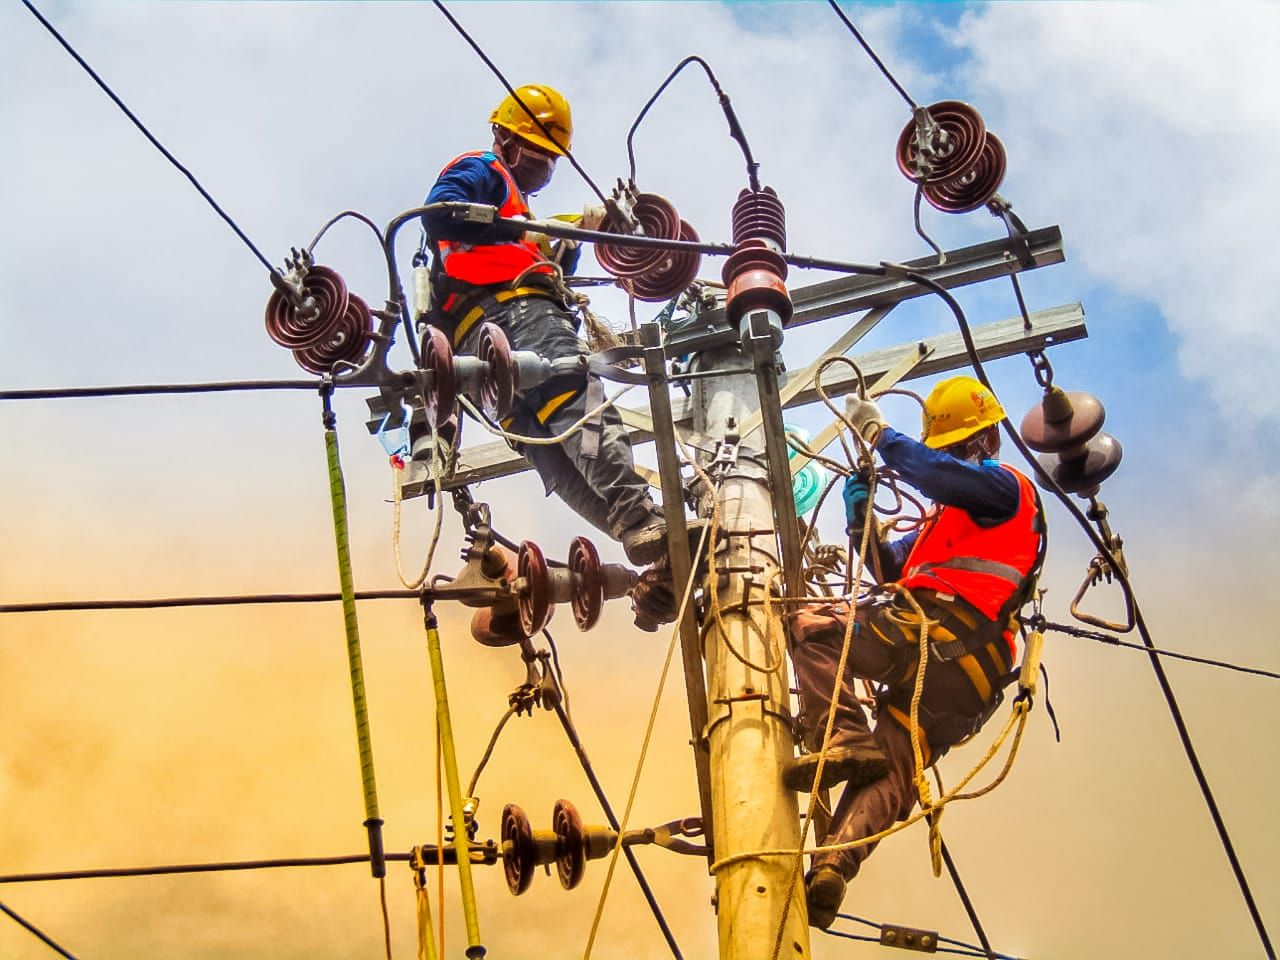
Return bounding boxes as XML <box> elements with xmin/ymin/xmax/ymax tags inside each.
<box><xmin>790</xmin><ymin>592</ymin><xmax>1010</xmax><ymax>880</ymax></box>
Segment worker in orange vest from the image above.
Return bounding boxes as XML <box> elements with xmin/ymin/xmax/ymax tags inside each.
<box><xmin>787</xmin><ymin>376</ymin><xmax>1046</xmax><ymax>928</ymax></box>
<box><xmin>421</xmin><ymin>85</ymin><xmax>685</xmax><ymax>567</ymax></box>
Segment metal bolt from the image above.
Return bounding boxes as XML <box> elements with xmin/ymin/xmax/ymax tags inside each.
<box><xmin>921</xmin><ymin>935</ymin><xmax>934</xmax><ymax>948</ymax></box>
<box><xmin>884</xmin><ymin>931</ymin><xmax>897</xmax><ymax>943</ymax></box>
<box><xmin>756</xmin><ymin>885</ymin><xmax>767</xmax><ymax>895</ymax></box>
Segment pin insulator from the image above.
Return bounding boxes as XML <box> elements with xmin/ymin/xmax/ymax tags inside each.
<box><xmin>722</xmin><ymin>239</ymin><xmax>792</xmax><ymax>327</ymax></box>
<box><xmin>265</xmin><ymin>264</ymin><xmax>349</xmax><ymax>350</ymax></box>
<box><xmin>730</xmin><ymin>186</ymin><xmax>786</xmax><ymax>250</ymax></box>
<box><xmin>1037</xmin><ymin>432</ymin><xmax>1123</xmax><ymax>497</ymax></box>
<box><xmin>1020</xmin><ymin>388</ymin><xmax>1105</xmax><ymax>458</ymax></box>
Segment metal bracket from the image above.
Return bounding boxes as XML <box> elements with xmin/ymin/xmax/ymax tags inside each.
<box><xmin>880</xmin><ymin>923</ymin><xmax>940</xmax><ymax>953</ymax></box>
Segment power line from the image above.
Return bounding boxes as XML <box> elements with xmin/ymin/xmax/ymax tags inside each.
<box><xmin>0</xmin><ymin>379</ymin><xmax>329</xmax><ymax>402</ymax></box>
<box><xmin>826</xmin><ymin>0</ymin><xmax>918</xmax><ymax>110</ymax></box>
<box><xmin>1</xmin><ymin>590</ymin><xmax>418</xmax><ymax>615</ymax></box>
<box><xmin>0</xmin><ymin>902</ymin><xmax>79</xmax><ymax>960</ymax></box>
<box><xmin>20</xmin><ymin>0</ymin><xmax>278</xmax><ymax>275</ymax></box>
<box><xmin>0</xmin><ymin>854</ymin><xmax>424</xmax><ymax>885</ymax></box>
<box><xmin>430</xmin><ymin>0</ymin><xmax>608</xmax><ymax>205</ymax></box>
<box><xmin>1038</xmin><ymin>620</ymin><xmax>1280</xmax><ymax>681</ymax></box>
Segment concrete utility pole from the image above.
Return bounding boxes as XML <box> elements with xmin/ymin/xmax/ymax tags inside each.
<box><xmin>694</xmin><ymin>333</ymin><xmax>810</xmax><ymax>959</ymax></box>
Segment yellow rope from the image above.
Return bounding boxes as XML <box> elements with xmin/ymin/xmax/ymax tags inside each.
<box><xmin>711</xmin><ymin>697</ymin><xmax>1030</xmax><ymax>874</ymax></box>
<box><xmin>582</xmin><ymin>515</ymin><xmax>713</xmax><ymax>960</ymax></box>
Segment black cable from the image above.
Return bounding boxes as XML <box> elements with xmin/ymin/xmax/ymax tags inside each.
<box><xmin>835</xmin><ymin>913</ymin><xmax>1023</xmax><ymax>958</ymax></box>
<box><xmin>820</xmin><ymin>927</ymin><xmax>1008</xmax><ymax>959</ymax></box>
<box><xmin>543</xmin><ymin>630</ymin><xmax>684</xmax><ymax>960</ymax></box>
<box><xmin>1036</xmin><ymin>620</ymin><xmax>1280</xmax><ymax>681</ymax></box>
<box><xmin>430</xmin><ymin>0</ymin><xmax>608</xmax><ymax>205</ymax></box>
<box><xmin>935</xmin><ymin>832</ymin><xmax>996</xmax><ymax>960</ymax></box>
<box><xmin>20</xmin><ymin>0</ymin><xmax>277</xmax><ymax>276</ymax></box>
<box><xmin>1</xmin><ymin>590</ymin><xmax>418</xmax><ymax>615</ymax></box>
<box><xmin>903</xmin><ymin>267</ymin><xmax>1276</xmax><ymax>960</ymax></box>
<box><xmin>626</xmin><ymin>56</ymin><xmax>760</xmax><ymax>191</ymax></box>
<box><xmin>0</xmin><ymin>854</ymin><xmax>426</xmax><ymax>885</ymax></box>
<box><xmin>0</xmin><ymin>902</ymin><xmax>79</xmax><ymax>960</ymax></box>
<box><xmin>0</xmin><ymin>379</ymin><xmax>332</xmax><ymax>401</ymax></box>
<box><xmin>826</xmin><ymin>0</ymin><xmax>918</xmax><ymax>110</ymax></box>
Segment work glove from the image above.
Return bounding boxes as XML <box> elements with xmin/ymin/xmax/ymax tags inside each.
<box><xmin>843</xmin><ymin>468</ymin><xmax>874</xmax><ymax>541</ymax></box>
<box><xmin>580</xmin><ymin>203</ymin><xmax>607</xmax><ymax>232</ymax></box>
<box><xmin>844</xmin><ymin>394</ymin><xmax>886</xmax><ymax>444</ymax></box>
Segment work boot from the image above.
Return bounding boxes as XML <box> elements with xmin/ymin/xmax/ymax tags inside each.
<box><xmin>620</xmin><ymin>514</ymin><xmax>708</xmax><ymax>567</ymax></box>
<box><xmin>782</xmin><ymin>740</ymin><xmax>888</xmax><ymax>793</ymax></box>
<box><xmin>631</xmin><ymin>557</ymin><xmax>677</xmax><ymax>631</ymax></box>
<box><xmin>805</xmin><ymin>865</ymin><xmax>847</xmax><ymax>930</ymax></box>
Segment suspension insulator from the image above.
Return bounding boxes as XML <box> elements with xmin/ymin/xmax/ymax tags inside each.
<box><xmin>264</xmin><ymin>264</ymin><xmax>349</xmax><ymax>350</ymax></box>
<box><xmin>420</xmin><ymin>326</ymin><xmax>458</xmax><ymax>430</ymax></box>
<box><xmin>1020</xmin><ymin>388</ymin><xmax>1105</xmax><ymax>458</ymax></box>
<box><xmin>552</xmin><ymin>799</ymin><xmax>587</xmax><ymax>891</ymax></box>
<box><xmin>722</xmin><ymin>239</ymin><xmax>792</xmax><ymax>328</ymax></box>
<box><xmin>922</xmin><ymin>133</ymin><xmax>1007</xmax><ymax>214</ymax></box>
<box><xmin>731</xmin><ymin>186</ymin><xmax>787</xmax><ymax>250</ymax></box>
<box><xmin>501</xmin><ymin>803</ymin><xmax>536</xmax><ymax>896</ymax></box>
<box><xmin>1037</xmin><ymin>432</ymin><xmax>1124</xmax><ymax>497</ymax></box>
<box><xmin>568</xmin><ymin>536</ymin><xmax>604</xmax><ymax>631</ymax></box>
<box><xmin>595</xmin><ymin>193</ymin><xmax>701</xmax><ymax>302</ymax></box>
<box><xmin>517</xmin><ymin>540</ymin><xmax>552</xmax><ymax>637</ymax></box>
<box><xmin>291</xmin><ymin>292</ymin><xmax>373</xmax><ymax>375</ymax></box>
<box><xmin>896</xmin><ymin>101</ymin><xmax>988</xmax><ymax>185</ymax></box>
<box><xmin>475</xmin><ymin>322</ymin><xmax>517</xmax><ymax>421</ymax></box>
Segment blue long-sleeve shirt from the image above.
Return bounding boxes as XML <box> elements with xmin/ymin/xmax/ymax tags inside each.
<box><xmin>873</xmin><ymin>427</ymin><xmax>1020</xmax><ymax>580</ymax></box>
<box><xmin>422</xmin><ymin>153</ymin><xmax>581</xmax><ymax>273</ymax></box>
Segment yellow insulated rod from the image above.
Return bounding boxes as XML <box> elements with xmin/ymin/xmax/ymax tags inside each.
<box><xmin>423</xmin><ymin>608</ymin><xmax>486</xmax><ymax>958</ymax></box>
<box><xmin>321</xmin><ymin>393</ymin><xmax>386</xmax><ymax>879</ymax></box>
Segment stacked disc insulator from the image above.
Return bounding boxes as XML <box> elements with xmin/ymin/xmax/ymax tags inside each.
<box><xmin>501</xmin><ymin>799</ymin><xmax>615</xmax><ymax>896</ymax></box>
<box><xmin>265</xmin><ymin>264</ymin><xmax>373</xmax><ymax>374</ymax></box>
<box><xmin>896</xmin><ymin>101</ymin><xmax>1008</xmax><ymax>213</ymax></box>
<box><xmin>722</xmin><ymin>186</ymin><xmax>792</xmax><ymax>328</ymax></box>
<box><xmin>595</xmin><ymin>193</ymin><xmax>701</xmax><ymax>301</ymax></box>
<box><xmin>1020</xmin><ymin>387</ymin><xmax>1123</xmax><ymax>497</ymax></box>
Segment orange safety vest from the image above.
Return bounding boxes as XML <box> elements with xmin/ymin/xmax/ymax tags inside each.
<box><xmin>435</xmin><ymin>151</ymin><xmax>552</xmax><ymax>286</ymax></box>
<box><xmin>900</xmin><ymin>464</ymin><xmax>1044</xmax><ymax>653</ymax></box>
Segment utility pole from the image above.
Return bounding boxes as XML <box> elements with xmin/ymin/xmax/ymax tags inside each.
<box><xmin>694</xmin><ymin>332</ymin><xmax>809</xmax><ymax>957</ymax></box>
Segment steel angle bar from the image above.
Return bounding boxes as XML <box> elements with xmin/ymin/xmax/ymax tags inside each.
<box><xmin>437</xmin><ymin>304</ymin><xmax>1084</xmax><ymax>490</ymax></box>
<box><xmin>787</xmin><ymin>225</ymin><xmax>1064</xmax><ymax>328</ymax></box>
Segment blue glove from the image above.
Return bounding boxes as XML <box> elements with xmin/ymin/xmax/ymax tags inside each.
<box><xmin>843</xmin><ymin>470</ymin><xmax>870</xmax><ymax>530</ymax></box>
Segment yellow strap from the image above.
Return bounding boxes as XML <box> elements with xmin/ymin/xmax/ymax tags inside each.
<box><xmin>888</xmin><ymin>703</ymin><xmax>931</xmax><ymax>767</ymax></box>
<box><xmin>956</xmin><ymin>653</ymin><xmax>993</xmax><ymax>703</ymax></box>
<box><xmin>452</xmin><ymin>286</ymin><xmax>556</xmax><ymax>346</ymax></box>
<box><xmin>536</xmin><ymin>388</ymin><xmax>579</xmax><ymax>424</ymax></box>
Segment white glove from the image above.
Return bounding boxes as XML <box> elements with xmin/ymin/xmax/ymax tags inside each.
<box><xmin>845</xmin><ymin>395</ymin><xmax>886</xmax><ymax>443</ymax></box>
<box><xmin>580</xmin><ymin>203</ymin><xmax>607</xmax><ymax>232</ymax></box>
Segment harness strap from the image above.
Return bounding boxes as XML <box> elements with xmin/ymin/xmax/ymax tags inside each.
<box><xmin>907</xmin><ymin>556</ymin><xmax>1026</xmax><ymax>585</ymax></box>
<box><xmin>450</xmin><ymin>285</ymin><xmax>559</xmax><ymax>347</ymax></box>
<box><xmin>578</xmin><ymin>375</ymin><xmax>606</xmax><ymax>461</ymax></box>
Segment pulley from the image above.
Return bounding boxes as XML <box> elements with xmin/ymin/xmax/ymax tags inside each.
<box><xmin>517</xmin><ymin>538</ymin><xmax>638</xmax><ymax>637</ymax></box>
<box><xmin>595</xmin><ymin>191</ymin><xmax>702</xmax><ymax>302</ymax></box>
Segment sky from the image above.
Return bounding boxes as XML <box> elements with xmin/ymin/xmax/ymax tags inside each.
<box><xmin>2</xmin><ymin>2</ymin><xmax>1278</xmax><ymax>958</ymax></box>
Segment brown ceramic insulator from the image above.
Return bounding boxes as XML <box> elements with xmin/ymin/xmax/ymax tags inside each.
<box><xmin>265</xmin><ymin>265</ymin><xmax>349</xmax><ymax>350</ymax></box>
<box><xmin>475</xmin><ymin>322</ymin><xmax>516</xmax><ymax>420</ymax></box>
<box><xmin>896</xmin><ymin>100</ymin><xmax>987</xmax><ymax>185</ymax></box>
<box><xmin>420</xmin><ymin>326</ymin><xmax>458</xmax><ymax>430</ymax></box>
<box><xmin>552</xmin><ymin>799</ymin><xmax>587</xmax><ymax>891</ymax></box>
<box><xmin>627</xmin><ymin>218</ymin><xmax>702</xmax><ymax>302</ymax></box>
<box><xmin>568</xmin><ymin>536</ymin><xmax>604</xmax><ymax>631</ymax></box>
<box><xmin>291</xmin><ymin>292</ymin><xmax>373</xmax><ymax>375</ymax></box>
<box><xmin>730</xmin><ymin>186</ymin><xmax>787</xmax><ymax>250</ymax></box>
<box><xmin>1020</xmin><ymin>389</ymin><xmax>1106</xmax><ymax>457</ymax></box>
<box><xmin>1037</xmin><ymin>432</ymin><xmax>1124</xmax><ymax>497</ymax></box>
<box><xmin>501</xmin><ymin>803</ymin><xmax>536</xmax><ymax>896</ymax></box>
<box><xmin>923</xmin><ymin>133</ymin><xmax>1007</xmax><ymax>214</ymax></box>
<box><xmin>469</xmin><ymin>608</ymin><xmax>524</xmax><ymax>648</ymax></box>
<box><xmin>722</xmin><ymin>239</ymin><xmax>793</xmax><ymax>326</ymax></box>
<box><xmin>517</xmin><ymin>540</ymin><xmax>552</xmax><ymax>637</ymax></box>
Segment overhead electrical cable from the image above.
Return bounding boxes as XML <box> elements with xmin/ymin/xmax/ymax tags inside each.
<box><xmin>826</xmin><ymin>0</ymin><xmax>918</xmax><ymax>110</ymax></box>
<box><xmin>1</xmin><ymin>379</ymin><xmax>333</xmax><ymax>401</ymax></box>
<box><xmin>0</xmin><ymin>902</ymin><xmax>79</xmax><ymax>960</ymax></box>
<box><xmin>20</xmin><ymin>0</ymin><xmax>277</xmax><ymax>275</ymax></box>
<box><xmin>430</xmin><ymin>0</ymin><xmax>608</xmax><ymax>205</ymax></box>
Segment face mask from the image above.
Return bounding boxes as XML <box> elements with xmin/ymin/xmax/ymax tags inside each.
<box><xmin>510</xmin><ymin>146</ymin><xmax>556</xmax><ymax>194</ymax></box>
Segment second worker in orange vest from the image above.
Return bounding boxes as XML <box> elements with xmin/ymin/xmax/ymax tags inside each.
<box><xmin>421</xmin><ymin>85</ymin><xmax>683</xmax><ymax>567</ymax></box>
<box><xmin>788</xmin><ymin>376</ymin><xmax>1046</xmax><ymax>928</ymax></box>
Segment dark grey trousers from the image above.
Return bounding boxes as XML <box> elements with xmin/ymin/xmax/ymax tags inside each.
<box><xmin>459</xmin><ymin>296</ymin><xmax>655</xmax><ymax>540</ymax></box>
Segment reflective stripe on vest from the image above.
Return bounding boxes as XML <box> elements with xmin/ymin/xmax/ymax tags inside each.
<box><xmin>436</xmin><ymin>151</ymin><xmax>550</xmax><ymax>286</ymax></box>
<box><xmin>899</xmin><ymin>465</ymin><xmax>1042</xmax><ymax>622</ymax></box>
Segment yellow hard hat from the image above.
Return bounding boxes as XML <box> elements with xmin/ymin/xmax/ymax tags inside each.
<box><xmin>921</xmin><ymin>375</ymin><xmax>1007</xmax><ymax>449</ymax></box>
<box><xmin>490</xmin><ymin>84</ymin><xmax>573</xmax><ymax>157</ymax></box>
